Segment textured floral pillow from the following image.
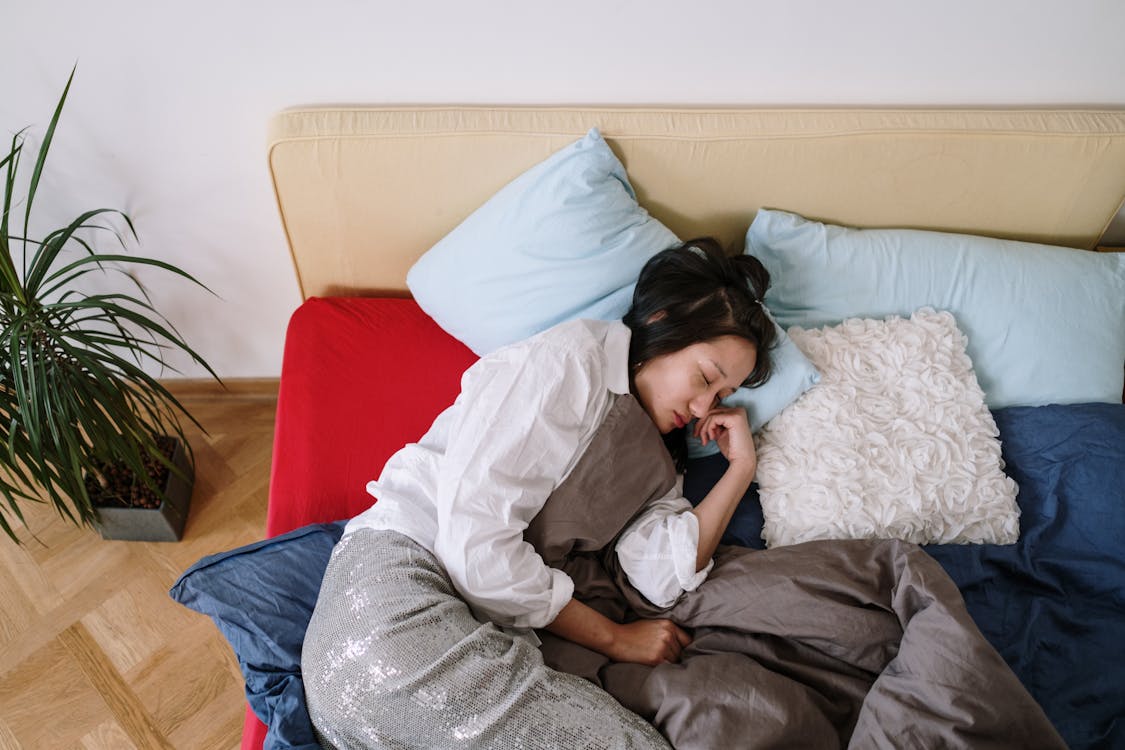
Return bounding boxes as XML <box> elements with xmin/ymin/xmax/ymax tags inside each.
<box><xmin>754</xmin><ymin>308</ymin><xmax>1019</xmax><ymax>548</ymax></box>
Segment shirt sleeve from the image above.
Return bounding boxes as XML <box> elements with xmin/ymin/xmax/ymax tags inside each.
<box><xmin>615</xmin><ymin>483</ymin><xmax>714</xmax><ymax>609</ymax></box>
<box><xmin>433</xmin><ymin>338</ymin><xmax>608</xmax><ymax>629</ymax></box>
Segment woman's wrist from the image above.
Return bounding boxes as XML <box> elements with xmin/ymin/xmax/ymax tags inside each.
<box><xmin>603</xmin><ymin>621</ymin><xmax>623</xmax><ymax>657</ymax></box>
<box><xmin>546</xmin><ymin>598</ymin><xmax>619</xmax><ymax>657</ymax></box>
<box><xmin>691</xmin><ymin>461</ymin><xmax>756</xmax><ymax>570</ymax></box>
<box><xmin>724</xmin><ymin>456</ymin><xmax>757</xmax><ymax>485</ymax></box>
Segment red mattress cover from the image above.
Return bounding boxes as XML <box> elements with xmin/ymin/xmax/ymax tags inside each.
<box><xmin>243</xmin><ymin>296</ymin><xmax>477</xmax><ymax>749</ymax></box>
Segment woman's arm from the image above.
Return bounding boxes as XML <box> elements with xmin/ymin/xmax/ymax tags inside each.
<box><xmin>613</xmin><ymin>407</ymin><xmax>756</xmax><ymax>606</ymax></box>
<box><xmin>433</xmin><ymin>341</ymin><xmax>608</xmax><ymax>630</ymax></box>
<box><xmin>545</xmin><ymin>598</ymin><xmax>691</xmax><ymax>666</ymax></box>
<box><xmin>690</xmin><ymin>407</ymin><xmax>757</xmax><ymax>569</ymax></box>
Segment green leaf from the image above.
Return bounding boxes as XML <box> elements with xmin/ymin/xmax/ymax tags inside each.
<box><xmin>1</xmin><ymin>131</ymin><xmax>28</xmax><ymax>299</ymax></box>
<box><xmin>42</xmin><ymin>252</ymin><xmax>211</xmax><ymax>294</ymax></box>
<box><xmin>23</xmin><ymin>208</ymin><xmax>130</xmax><ymax>296</ymax></box>
<box><xmin>23</xmin><ymin>66</ymin><xmax>75</xmax><ymax>257</ymax></box>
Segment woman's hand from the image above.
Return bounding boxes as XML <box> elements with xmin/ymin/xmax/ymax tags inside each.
<box><xmin>690</xmin><ymin>407</ymin><xmax>758</xmax><ymax>569</ymax></box>
<box><xmin>694</xmin><ymin>406</ymin><xmax>756</xmax><ymax>474</ymax></box>
<box><xmin>546</xmin><ymin>599</ymin><xmax>691</xmax><ymax>666</ymax></box>
<box><xmin>607</xmin><ymin>619</ymin><xmax>693</xmax><ymax>666</ymax></box>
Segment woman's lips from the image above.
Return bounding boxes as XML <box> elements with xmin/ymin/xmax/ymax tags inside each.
<box><xmin>673</xmin><ymin>412</ymin><xmax>686</xmax><ymax>429</ymax></box>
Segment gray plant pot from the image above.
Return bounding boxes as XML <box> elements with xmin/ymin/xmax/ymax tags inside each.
<box><xmin>93</xmin><ymin>438</ymin><xmax>194</xmax><ymax>542</ymax></box>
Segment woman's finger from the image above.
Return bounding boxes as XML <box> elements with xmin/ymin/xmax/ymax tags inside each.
<box><xmin>696</xmin><ymin>407</ymin><xmax>745</xmax><ymax>445</ymax></box>
<box><xmin>667</xmin><ymin>625</ymin><xmax>692</xmax><ymax>661</ymax></box>
<box><xmin>710</xmin><ymin>416</ymin><xmax>730</xmax><ymax>442</ymax></box>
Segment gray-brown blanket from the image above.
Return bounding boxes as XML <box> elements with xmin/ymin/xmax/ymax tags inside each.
<box><xmin>527</xmin><ymin>394</ymin><xmax>1066</xmax><ymax>749</ymax></box>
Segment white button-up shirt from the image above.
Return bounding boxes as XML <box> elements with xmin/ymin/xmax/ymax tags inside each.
<box><xmin>347</xmin><ymin>318</ymin><xmax>712</xmax><ymax>629</ymax></box>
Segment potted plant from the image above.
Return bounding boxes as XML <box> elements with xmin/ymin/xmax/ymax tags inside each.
<box><xmin>1</xmin><ymin>68</ymin><xmax>218</xmax><ymax>543</ymax></box>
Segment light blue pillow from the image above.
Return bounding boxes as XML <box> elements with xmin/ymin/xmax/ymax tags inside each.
<box><xmin>407</xmin><ymin>128</ymin><xmax>680</xmax><ymax>356</ymax></box>
<box><xmin>408</xmin><ymin>131</ymin><xmax>822</xmax><ymax>446</ymax></box>
<box><xmin>746</xmin><ymin>208</ymin><xmax>1125</xmax><ymax>409</ymax></box>
<box><xmin>686</xmin><ymin>314</ymin><xmax>821</xmax><ymax>458</ymax></box>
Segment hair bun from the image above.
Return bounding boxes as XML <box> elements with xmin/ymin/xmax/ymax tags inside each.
<box><xmin>731</xmin><ymin>253</ymin><xmax>771</xmax><ymax>302</ymax></box>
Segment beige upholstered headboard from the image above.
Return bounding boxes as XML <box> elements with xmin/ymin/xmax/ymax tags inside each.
<box><xmin>267</xmin><ymin>107</ymin><xmax>1125</xmax><ymax>299</ymax></box>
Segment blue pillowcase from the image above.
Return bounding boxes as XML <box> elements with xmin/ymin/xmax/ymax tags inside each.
<box><xmin>408</xmin><ymin>131</ymin><xmax>821</xmax><ymax>449</ymax></box>
<box><xmin>746</xmin><ymin>208</ymin><xmax>1125</xmax><ymax>409</ymax></box>
<box><xmin>407</xmin><ymin>127</ymin><xmax>680</xmax><ymax>357</ymax></box>
<box><xmin>169</xmin><ymin>521</ymin><xmax>347</xmax><ymax>750</ymax></box>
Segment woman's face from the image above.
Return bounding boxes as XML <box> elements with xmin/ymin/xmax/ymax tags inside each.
<box><xmin>633</xmin><ymin>335</ymin><xmax>758</xmax><ymax>434</ymax></box>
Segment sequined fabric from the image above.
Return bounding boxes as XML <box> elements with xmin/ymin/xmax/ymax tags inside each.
<box><xmin>302</xmin><ymin>529</ymin><xmax>670</xmax><ymax>750</ymax></box>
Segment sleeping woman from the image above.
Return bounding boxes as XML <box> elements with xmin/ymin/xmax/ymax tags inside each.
<box><xmin>301</xmin><ymin>240</ymin><xmax>1064</xmax><ymax>750</ymax></box>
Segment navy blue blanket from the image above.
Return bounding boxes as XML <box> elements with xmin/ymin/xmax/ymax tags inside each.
<box><xmin>685</xmin><ymin>403</ymin><xmax>1125</xmax><ymax>750</ymax></box>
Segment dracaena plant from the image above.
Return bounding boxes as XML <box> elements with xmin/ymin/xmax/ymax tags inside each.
<box><xmin>0</xmin><ymin>68</ymin><xmax>218</xmax><ymax>543</ymax></box>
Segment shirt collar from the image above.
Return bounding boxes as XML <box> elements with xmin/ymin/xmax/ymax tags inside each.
<box><xmin>604</xmin><ymin>320</ymin><xmax>632</xmax><ymax>395</ymax></box>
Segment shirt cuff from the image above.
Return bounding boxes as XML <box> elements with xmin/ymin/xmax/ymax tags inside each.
<box><xmin>616</xmin><ymin>503</ymin><xmax>714</xmax><ymax>609</ymax></box>
<box><xmin>538</xmin><ymin>567</ymin><xmax>575</xmax><ymax>628</ymax></box>
<box><xmin>670</xmin><ymin>510</ymin><xmax>713</xmax><ymax>593</ymax></box>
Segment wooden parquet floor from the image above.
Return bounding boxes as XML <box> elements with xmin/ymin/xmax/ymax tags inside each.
<box><xmin>0</xmin><ymin>380</ymin><xmax>279</xmax><ymax>750</ymax></box>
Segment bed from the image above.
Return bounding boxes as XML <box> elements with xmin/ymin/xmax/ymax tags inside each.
<box><xmin>171</xmin><ymin>107</ymin><xmax>1125</xmax><ymax>750</ymax></box>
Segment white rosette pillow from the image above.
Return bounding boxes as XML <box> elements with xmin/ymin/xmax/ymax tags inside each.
<box><xmin>754</xmin><ymin>308</ymin><xmax>1019</xmax><ymax>548</ymax></box>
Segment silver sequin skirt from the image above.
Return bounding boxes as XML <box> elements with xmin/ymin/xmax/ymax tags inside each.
<box><xmin>301</xmin><ymin>528</ymin><xmax>670</xmax><ymax>750</ymax></box>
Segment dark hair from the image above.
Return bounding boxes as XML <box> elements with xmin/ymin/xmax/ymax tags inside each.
<box><xmin>623</xmin><ymin>237</ymin><xmax>777</xmax><ymax>469</ymax></box>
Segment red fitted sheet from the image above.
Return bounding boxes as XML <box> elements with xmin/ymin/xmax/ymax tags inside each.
<box><xmin>243</xmin><ymin>296</ymin><xmax>477</xmax><ymax>749</ymax></box>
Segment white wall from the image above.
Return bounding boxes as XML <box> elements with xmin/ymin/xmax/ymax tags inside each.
<box><xmin>4</xmin><ymin>0</ymin><xmax>1123</xmax><ymax>378</ymax></box>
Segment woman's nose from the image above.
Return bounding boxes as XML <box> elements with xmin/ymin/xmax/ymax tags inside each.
<box><xmin>690</xmin><ymin>393</ymin><xmax>714</xmax><ymax>418</ymax></box>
